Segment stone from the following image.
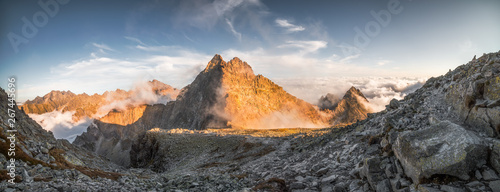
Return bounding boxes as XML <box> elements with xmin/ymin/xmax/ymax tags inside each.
<box><xmin>321</xmin><ymin>174</ymin><xmax>338</xmax><ymax>184</ymax></box>
<box><xmin>418</xmin><ymin>185</ymin><xmax>443</xmax><ymax>192</ymax></box>
<box><xmin>359</xmin><ymin>157</ymin><xmax>387</xmax><ymax>190</ymax></box>
<box><xmin>348</xmin><ymin>180</ymin><xmax>361</xmax><ymax>191</ymax></box>
<box><xmin>40</xmin><ymin>147</ymin><xmax>49</xmax><ymax>154</ymax></box>
<box><xmin>385</xmin><ymin>164</ymin><xmax>395</xmax><ymax>178</ymax></box>
<box><xmin>295</xmin><ymin>176</ymin><xmax>305</xmax><ymax>182</ymax></box>
<box><xmin>333</xmin><ymin>182</ymin><xmax>347</xmax><ymax>192</ymax></box>
<box><xmin>482</xmin><ymin>169</ymin><xmax>499</xmax><ymax>181</ymax></box>
<box><xmin>376</xmin><ymin>179</ymin><xmax>393</xmax><ymax>192</ymax></box>
<box><xmin>489</xmin><ymin>180</ymin><xmax>500</xmax><ymax>192</ymax></box>
<box><xmin>389</xmin><ymin>99</ymin><xmax>400</xmax><ymax>109</ymax></box>
<box><xmin>393</xmin><ymin>121</ymin><xmax>487</xmax><ymax>184</ymax></box>
<box><xmin>316</xmin><ymin>167</ymin><xmax>329</xmax><ymax>176</ymax></box>
<box><xmin>349</xmin><ymin>168</ymin><xmax>361</xmax><ymax>179</ymax></box>
<box><xmin>440</xmin><ymin>185</ymin><xmax>466</xmax><ymax>192</ymax></box>
<box><xmin>466</xmin><ymin>181</ymin><xmax>484</xmax><ymax>188</ymax></box>
<box><xmin>491</xmin><ymin>140</ymin><xmax>500</xmax><ymax>174</ymax></box>
<box><xmin>321</xmin><ymin>184</ymin><xmax>334</xmax><ymax>192</ymax></box>
<box><xmin>290</xmin><ymin>182</ymin><xmax>306</xmax><ymax>189</ymax></box>
<box><xmin>475</xmin><ymin>170</ymin><xmax>483</xmax><ymax>180</ymax></box>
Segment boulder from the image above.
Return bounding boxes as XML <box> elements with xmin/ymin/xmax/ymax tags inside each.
<box><xmin>393</xmin><ymin>121</ymin><xmax>487</xmax><ymax>183</ymax></box>
<box><xmin>491</xmin><ymin>140</ymin><xmax>500</xmax><ymax>174</ymax></box>
<box><xmin>359</xmin><ymin>157</ymin><xmax>387</xmax><ymax>190</ymax></box>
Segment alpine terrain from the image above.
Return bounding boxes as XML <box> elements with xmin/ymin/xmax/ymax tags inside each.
<box><xmin>0</xmin><ymin>51</ymin><xmax>499</xmax><ymax>192</ymax></box>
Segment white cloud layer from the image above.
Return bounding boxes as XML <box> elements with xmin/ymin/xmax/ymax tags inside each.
<box><xmin>278</xmin><ymin>40</ymin><xmax>327</xmax><ymax>54</ymax></box>
<box><xmin>275</xmin><ymin>19</ymin><xmax>305</xmax><ymax>32</ymax></box>
<box><xmin>274</xmin><ymin>76</ymin><xmax>427</xmax><ymax>112</ymax></box>
<box><xmin>29</xmin><ymin>111</ymin><xmax>92</xmax><ymax>142</ymax></box>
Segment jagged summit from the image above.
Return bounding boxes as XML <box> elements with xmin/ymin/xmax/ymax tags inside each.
<box><xmin>319</xmin><ymin>86</ymin><xmax>372</xmax><ymax>125</ymax></box>
<box><xmin>344</xmin><ymin>86</ymin><xmax>368</xmax><ymax>102</ymax></box>
<box><xmin>204</xmin><ymin>54</ymin><xmax>254</xmax><ymax>76</ymax></box>
<box><xmin>169</xmin><ymin>54</ymin><xmax>323</xmax><ymax>129</ymax></box>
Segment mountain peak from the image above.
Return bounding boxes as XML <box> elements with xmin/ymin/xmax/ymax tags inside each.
<box><xmin>344</xmin><ymin>86</ymin><xmax>368</xmax><ymax>102</ymax></box>
<box><xmin>203</xmin><ymin>54</ymin><xmax>254</xmax><ymax>76</ymax></box>
<box><xmin>204</xmin><ymin>54</ymin><xmax>225</xmax><ymax>72</ymax></box>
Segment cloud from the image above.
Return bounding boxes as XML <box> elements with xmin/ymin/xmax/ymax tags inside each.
<box><xmin>225</xmin><ymin>18</ymin><xmax>242</xmax><ymax>41</ymax></box>
<box><xmin>28</xmin><ymin>111</ymin><xmax>92</xmax><ymax>142</ymax></box>
<box><xmin>124</xmin><ymin>36</ymin><xmax>146</xmax><ymax>46</ymax></box>
<box><xmin>278</xmin><ymin>40</ymin><xmax>327</xmax><ymax>54</ymax></box>
<box><xmin>275</xmin><ymin>19</ymin><xmax>305</xmax><ymax>32</ymax></box>
<box><xmin>92</xmin><ymin>43</ymin><xmax>115</xmax><ymax>54</ymax></box>
<box><xmin>274</xmin><ymin>77</ymin><xmax>427</xmax><ymax>112</ymax></box>
<box><xmin>377</xmin><ymin>60</ymin><xmax>392</xmax><ymax>66</ymax></box>
<box><xmin>39</xmin><ymin>46</ymin><xmax>211</xmax><ymax>102</ymax></box>
<box><xmin>173</xmin><ymin>0</ymin><xmax>262</xmax><ymax>30</ymax></box>
<box><xmin>94</xmin><ymin>80</ymin><xmax>178</xmax><ymax>118</ymax></box>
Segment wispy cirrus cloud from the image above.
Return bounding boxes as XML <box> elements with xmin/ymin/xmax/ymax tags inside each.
<box><xmin>173</xmin><ymin>0</ymin><xmax>263</xmax><ymax>30</ymax></box>
<box><xmin>278</xmin><ymin>40</ymin><xmax>327</xmax><ymax>54</ymax></box>
<box><xmin>124</xmin><ymin>36</ymin><xmax>146</xmax><ymax>46</ymax></box>
<box><xmin>92</xmin><ymin>43</ymin><xmax>116</xmax><ymax>54</ymax></box>
<box><xmin>275</xmin><ymin>19</ymin><xmax>305</xmax><ymax>32</ymax></box>
<box><xmin>225</xmin><ymin>18</ymin><xmax>242</xmax><ymax>41</ymax></box>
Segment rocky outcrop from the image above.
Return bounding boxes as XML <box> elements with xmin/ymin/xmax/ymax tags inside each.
<box><xmin>444</xmin><ymin>55</ymin><xmax>500</xmax><ymax>137</ymax></box>
<box><xmin>351</xmin><ymin>51</ymin><xmax>500</xmax><ymax>191</ymax></box>
<box><xmin>73</xmin><ymin>103</ymin><xmax>173</xmax><ymax>166</ymax></box>
<box><xmin>393</xmin><ymin>121</ymin><xmax>487</xmax><ymax>183</ymax></box>
<box><xmin>323</xmin><ymin>86</ymin><xmax>372</xmax><ymax>126</ymax></box>
<box><xmin>318</xmin><ymin>93</ymin><xmax>341</xmax><ymax>110</ymax></box>
<box><xmin>99</xmin><ymin>105</ymin><xmax>147</xmax><ymax>126</ymax></box>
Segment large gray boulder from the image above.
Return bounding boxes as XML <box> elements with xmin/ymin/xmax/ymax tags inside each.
<box><xmin>393</xmin><ymin>121</ymin><xmax>487</xmax><ymax>184</ymax></box>
<box><xmin>491</xmin><ymin>139</ymin><xmax>500</xmax><ymax>174</ymax></box>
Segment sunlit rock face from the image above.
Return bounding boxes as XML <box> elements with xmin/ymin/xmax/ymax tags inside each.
<box><xmin>320</xmin><ymin>86</ymin><xmax>373</xmax><ymax>126</ymax></box>
<box><xmin>99</xmin><ymin>105</ymin><xmax>147</xmax><ymax>126</ymax></box>
<box><xmin>21</xmin><ymin>80</ymin><xmax>179</xmax><ymax>124</ymax></box>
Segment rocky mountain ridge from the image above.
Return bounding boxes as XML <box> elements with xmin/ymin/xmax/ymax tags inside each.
<box><xmin>21</xmin><ymin>80</ymin><xmax>179</xmax><ymax>123</ymax></box>
<box><xmin>320</xmin><ymin>86</ymin><xmax>372</xmax><ymax>126</ymax></box>
<box><xmin>73</xmin><ymin>55</ymin><xmax>372</xmax><ymax>167</ymax></box>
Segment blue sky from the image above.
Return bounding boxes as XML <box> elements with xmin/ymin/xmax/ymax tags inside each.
<box><xmin>1</xmin><ymin>0</ymin><xmax>499</xmax><ymax>102</ymax></box>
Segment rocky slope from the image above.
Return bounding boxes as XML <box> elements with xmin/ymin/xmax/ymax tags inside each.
<box><xmin>0</xmin><ymin>87</ymin><xmax>130</xmax><ymax>190</ymax></box>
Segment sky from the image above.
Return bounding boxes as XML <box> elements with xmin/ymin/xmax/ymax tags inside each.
<box><xmin>1</xmin><ymin>0</ymin><xmax>499</xmax><ymax>102</ymax></box>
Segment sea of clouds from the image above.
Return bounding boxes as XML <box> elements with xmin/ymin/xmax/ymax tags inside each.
<box><xmin>28</xmin><ymin>111</ymin><xmax>92</xmax><ymax>143</ymax></box>
<box><xmin>274</xmin><ymin>76</ymin><xmax>427</xmax><ymax>112</ymax></box>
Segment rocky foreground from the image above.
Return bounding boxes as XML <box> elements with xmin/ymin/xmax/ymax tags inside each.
<box><xmin>1</xmin><ymin>51</ymin><xmax>500</xmax><ymax>191</ymax></box>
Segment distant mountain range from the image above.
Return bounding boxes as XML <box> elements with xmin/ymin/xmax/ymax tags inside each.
<box><xmin>21</xmin><ymin>80</ymin><xmax>179</xmax><ymax>123</ymax></box>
